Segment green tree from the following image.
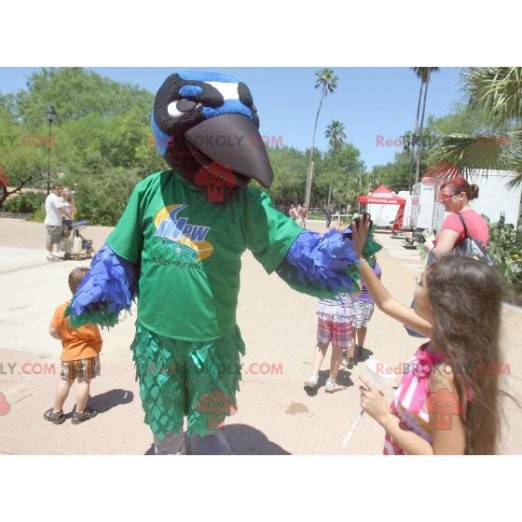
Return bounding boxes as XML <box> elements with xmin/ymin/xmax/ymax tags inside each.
<box><xmin>320</xmin><ymin>143</ymin><xmax>365</xmax><ymax>208</ymax></box>
<box><xmin>431</xmin><ymin>67</ymin><xmax>522</xmax><ymax>188</ymax></box>
<box><xmin>371</xmin><ymin>152</ymin><xmax>411</xmax><ymax>192</ymax></box>
<box><xmin>324</xmin><ymin>120</ymin><xmax>346</xmax><ymax>208</ymax></box>
<box><xmin>267</xmin><ymin>147</ymin><xmax>309</xmax><ymax>208</ymax></box>
<box><xmin>62</xmin><ymin>166</ymin><xmax>143</xmax><ymax>225</ymax></box>
<box><xmin>0</xmin><ymin>68</ymin><xmax>162</xmax><ymax>221</ymax></box>
<box><xmin>411</xmin><ymin>67</ymin><xmax>439</xmax><ymax>184</ymax></box>
<box><xmin>15</xmin><ymin>68</ymin><xmax>152</xmax><ymax>129</ymax></box>
<box><xmin>0</xmin><ymin>105</ymin><xmax>45</xmax><ymax>207</ymax></box>
<box><xmin>372</xmin><ymin>103</ymin><xmax>491</xmax><ymax>195</ymax></box>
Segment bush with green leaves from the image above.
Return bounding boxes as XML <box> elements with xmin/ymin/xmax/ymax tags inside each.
<box><xmin>63</xmin><ymin>166</ymin><xmax>144</xmax><ymax>226</ymax></box>
<box><xmin>1</xmin><ymin>191</ymin><xmax>44</xmax><ymax>214</ymax></box>
<box><xmin>487</xmin><ymin>215</ymin><xmax>522</xmax><ymax>295</ymax></box>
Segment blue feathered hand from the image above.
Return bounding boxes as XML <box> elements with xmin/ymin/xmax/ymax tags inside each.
<box><xmin>277</xmin><ymin>228</ymin><xmax>381</xmax><ymax>298</ymax></box>
<box><xmin>67</xmin><ymin>243</ymin><xmax>137</xmax><ymax>328</ymax></box>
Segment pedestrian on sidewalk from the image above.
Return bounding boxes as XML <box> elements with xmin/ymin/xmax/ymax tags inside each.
<box><xmin>325</xmin><ymin>208</ymin><xmax>333</xmax><ymax>229</ymax></box>
<box><xmin>352</xmin><ymin>214</ymin><xmax>513</xmax><ymax>455</ymax></box>
<box><xmin>296</xmin><ymin>203</ymin><xmax>303</xmax><ymax>226</ymax></box>
<box><xmin>61</xmin><ymin>186</ymin><xmax>76</xmax><ymax>233</ymax></box>
<box><xmin>352</xmin><ymin>257</ymin><xmax>381</xmax><ymax>361</ymax></box>
<box><xmin>289</xmin><ymin>203</ymin><xmax>299</xmax><ymax>222</ymax></box>
<box><xmin>44</xmin><ymin>184</ymin><xmax>70</xmax><ymax>261</ymax></box>
<box><xmin>299</xmin><ymin>204</ymin><xmax>308</xmax><ymax>228</ymax></box>
<box><xmin>44</xmin><ymin>267</ymin><xmax>102</xmax><ymax>425</ymax></box>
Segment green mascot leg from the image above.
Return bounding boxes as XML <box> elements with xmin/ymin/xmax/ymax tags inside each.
<box><xmin>154</xmin><ymin>432</ymin><xmax>187</xmax><ymax>455</ymax></box>
<box><xmin>131</xmin><ymin>322</ymin><xmax>245</xmax><ymax>451</ymax></box>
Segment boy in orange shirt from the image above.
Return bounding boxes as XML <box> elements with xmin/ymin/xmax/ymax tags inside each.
<box><xmin>44</xmin><ymin>267</ymin><xmax>103</xmax><ymax>425</ymax></box>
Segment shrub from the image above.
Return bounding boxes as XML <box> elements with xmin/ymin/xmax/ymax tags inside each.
<box><xmin>64</xmin><ymin>167</ymin><xmax>143</xmax><ymax>226</ymax></box>
<box><xmin>487</xmin><ymin>215</ymin><xmax>522</xmax><ymax>301</ymax></box>
<box><xmin>2</xmin><ymin>191</ymin><xmax>45</xmax><ymax>214</ymax></box>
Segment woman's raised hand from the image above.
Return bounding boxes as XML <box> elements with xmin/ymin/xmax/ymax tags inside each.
<box><xmin>351</xmin><ymin>214</ymin><xmax>371</xmax><ymax>258</ymax></box>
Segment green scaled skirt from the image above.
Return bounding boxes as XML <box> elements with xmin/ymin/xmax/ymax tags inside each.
<box><xmin>131</xmin><ymin>322</ymin><xmax>245</xmax><ymax>439</ymax></box>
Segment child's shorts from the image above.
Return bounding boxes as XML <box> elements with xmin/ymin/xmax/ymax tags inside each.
<box><xmin>316</xmin><ymin>316</ymin><xmax>354</xmax><ymax>349</ymax></box>
<box><xmin>131</xmin><ymin>322</ymin><xmax>245</xmax><ymax>440</ymax></box>
<box><xmin>60</xmin><ymin>356</ymin><xmax>100</xmax><ymax>382</ymax></box>
<box><xmin>353</xmin><ymin>301</ymin><xmax>375</xmax><ymax>328</ymax></box>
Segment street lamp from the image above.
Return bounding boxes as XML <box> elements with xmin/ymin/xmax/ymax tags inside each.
<box><xmin>46</xmin><ymin>105</ymin><xmax>57</xmax><ymax>195</ymax></box>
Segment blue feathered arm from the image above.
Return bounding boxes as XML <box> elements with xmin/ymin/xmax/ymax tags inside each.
<box><xmin>67</xmin><ymin>243</ymin><xmax>137</xmax><ymax>328</ymax></box>
<box><xmin>277</xmin><ymin>229</ymin><xmax>381</xmax><ymax>298</ymax></box>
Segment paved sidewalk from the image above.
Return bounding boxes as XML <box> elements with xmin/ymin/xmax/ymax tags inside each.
<box><xmin>1</xmin><ymin>218</ymin><xmax>521</xmax><ymax>454</ymax></box>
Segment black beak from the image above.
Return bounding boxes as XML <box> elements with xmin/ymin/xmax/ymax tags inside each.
<box><xmin>185</xmin><ymin>114</ymin><xmax>273</xmax><ymax>188</ymax></box>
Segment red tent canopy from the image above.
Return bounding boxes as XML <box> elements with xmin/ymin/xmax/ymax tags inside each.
<box><xmin>358</xmin><ymin>184</ymin><xmax>405</xmax><ymax>206</ymax></box>
<box><xmin>358</xmin><ymin>184</ymin><xmax>407</xmax><ymax>230</ymax></box>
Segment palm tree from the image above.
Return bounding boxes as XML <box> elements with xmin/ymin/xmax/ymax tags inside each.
<box><xmin>304</xmin><ymin>68</ymin><xmax>339</xmax><ymax>210</ymax></box>
<box><xmin>411</xmin><ymin>67</ymin><xmax>439</xmax><ymax>184</ymax></box>
<box><xmin>431</xmin><ymin>67</ymin><xmax>522</xmax><ymax>188</ymax></box>
<box><xmin>325</xmin><ymin>120</ymin><xmax>346</xmax><ymax>207</ymax></box>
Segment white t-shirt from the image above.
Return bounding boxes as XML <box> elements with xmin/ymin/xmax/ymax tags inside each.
<box><xmin>44</xmin><ymin>193</ymin><xmax>69</xmax><ymax>226</ymax></box>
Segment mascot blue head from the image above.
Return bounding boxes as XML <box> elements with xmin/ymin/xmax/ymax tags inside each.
<box><xmin>151</xmin><ymin>71</ymin><xmax>273</xmax><ymax>203</ymax></box>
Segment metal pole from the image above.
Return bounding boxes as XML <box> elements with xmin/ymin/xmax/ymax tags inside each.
<box><xmin>47</xmin><ymin>117</ymin><xmax>52</xmax><ymax>195</ymax></box>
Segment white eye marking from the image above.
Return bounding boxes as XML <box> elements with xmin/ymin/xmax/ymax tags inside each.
<box><xmin>167</xmin><ymin>101</ymin><xmax>183</xmax><ymax>118</ymax></box>
<box><xmin>207</xmin><ymin>81</ymin><xmax>240</xmax><ymax>101</ymax></box>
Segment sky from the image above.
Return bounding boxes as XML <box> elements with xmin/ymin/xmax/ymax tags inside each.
<box><xmin>0</xmin><ymin>67</ymin><xmax>467</xmax><ymax>169</ymax></box>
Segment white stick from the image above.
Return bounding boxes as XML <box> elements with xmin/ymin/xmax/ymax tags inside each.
<box><xmin>342</xmin><ymin>410</ymin><xmax>364</xmax><ymax>448</ymax></box>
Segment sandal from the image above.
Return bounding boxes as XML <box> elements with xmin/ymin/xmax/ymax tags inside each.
<box><xmin>71</xmin><ymin>406</ymin><xmax>98</xmax><ymax>424</ymax></box>
<box><xmin>43</xmin><ymin>408</ymin><xmax>66</xmax><ymax>425</ymax></box>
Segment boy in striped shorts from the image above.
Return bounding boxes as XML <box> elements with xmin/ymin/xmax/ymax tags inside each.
<box><xmin>304</xmin><ymin>293</ymin><xmax>355</xmax><ymax>393</ymax></box>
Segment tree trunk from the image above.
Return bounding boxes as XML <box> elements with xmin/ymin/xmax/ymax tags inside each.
<box><xmin>410</xmin><ymin>79</ymin><xmax>424</xmax><ymax>190</ymax></box>
<box><xmin>305</xmin><ymin>90</ymin><xmax>325</xmax><ymax>209</ymax></box>
<box><xmin>415</xmin><ymin>77</ymin><xmax>430</xmax><ymax>184</ymax></box>
<box><xmin>0</xmin><ymin>177</ymin><xmax>33</xmax><ymax>208</ymax></box>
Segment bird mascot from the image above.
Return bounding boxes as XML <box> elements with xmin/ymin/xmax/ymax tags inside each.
<box><xmin>69</xmin><ymin>71</ymin><xmax>380</xmax><ymax>454</ymax></box>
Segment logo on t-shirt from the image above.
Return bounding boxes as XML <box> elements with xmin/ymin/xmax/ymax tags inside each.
<box><xmin>153</xmin><ymin>204</ymin><xmax>214</xmax><ymax>261</ymax></box>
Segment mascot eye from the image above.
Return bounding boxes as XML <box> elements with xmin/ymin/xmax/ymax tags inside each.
<box><xmin>167</xmin><ymin>99</ymin><xmax>199</xmax><ymax>118</ymax></box>
<box><xmin>177</xmin><ymin>99</ymin><xmax>198</xmax><ymax>112</ymax></box>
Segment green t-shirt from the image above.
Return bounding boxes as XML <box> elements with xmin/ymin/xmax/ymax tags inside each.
<box><xmin>106</xmin><ymin>171</ymin><xmax>302</xmax><ymax>341</ymax></box>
